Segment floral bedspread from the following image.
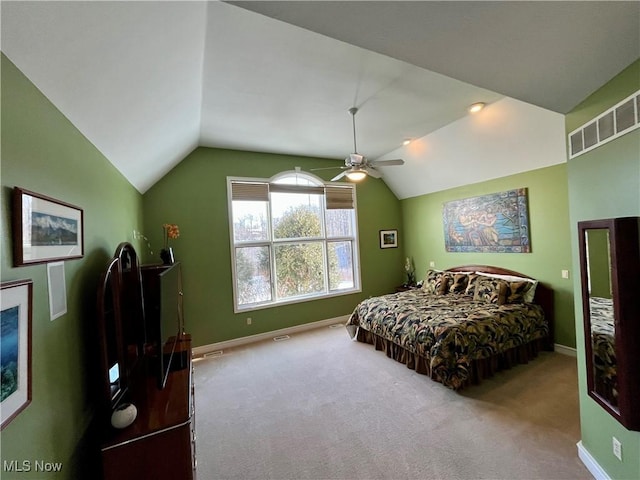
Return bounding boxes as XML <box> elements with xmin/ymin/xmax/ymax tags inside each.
<box><xmin>346</xmin><ymin>289</ymin><xmax>547</xmax><ymax>389</ymax></box>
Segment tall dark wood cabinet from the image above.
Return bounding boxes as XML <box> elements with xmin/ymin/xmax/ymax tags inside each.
<box><xmin>101</xmin><ymin>337</ymin><xmax>196</xmax><ymax>480</ymax></box>
<box><xmin>96</xmin><ymin>247</ymin><xmax>196</xmax><ymax>480</ymax></box>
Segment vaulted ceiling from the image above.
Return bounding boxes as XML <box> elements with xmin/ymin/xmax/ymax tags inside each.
<box><xmin>2</xmin><ymin>1</ymin><xmax>639</xmax><ymax>195</ymax></box>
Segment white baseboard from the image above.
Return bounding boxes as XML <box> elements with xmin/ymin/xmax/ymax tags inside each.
<box><xmin>577</xmin><ymin>441</ymin><xmax>610</xmax><ymax>480</ymax></box>
<box><xmin>192</xmin><ymin>315</ymin><xmax>350</xmax><ymax>357</ymax></box>
<box><xmin>195</xmin><ymin>323</ymin><xmax>579</xmax><ymax>358</ymax></box>
<box><xmin>555</xmin><ymin>343</ymin><xmax>577</xmax><ymax>357</ymax></box>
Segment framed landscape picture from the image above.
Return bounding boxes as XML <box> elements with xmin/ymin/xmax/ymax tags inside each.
<box><xmin>13</xmin><ymin>187</ymin><xmax>84</xmax><ymax>266</ymax></box>
<box><xmin>1</xmin><ymin>279</ymin><xmax>33</xmax><ymax>430</ymax></box>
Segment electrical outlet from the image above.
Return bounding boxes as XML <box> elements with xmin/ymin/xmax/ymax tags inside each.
<box><xmin>561</xmin><ymin>269</ymin><xmax>570</xmax><ymax>279</ymax></box>
<box><xmin>612</xmin><ymin>436</ymin><xmax>622</xmax><ymax>461</ymax></box>
<box><xmin>429</xmin><ymin>261</ymin><xmax>435</xmax><ymax>267</ymax></box>
<box><xmin>246</xmin><ymin>317</ymin><xmax>252</xmax><ymax>325</ymax></box>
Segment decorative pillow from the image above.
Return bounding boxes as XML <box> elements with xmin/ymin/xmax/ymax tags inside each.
<box><xmin>505</xmin><ymin>281</ymin><xmax>533</xmax><ymax>304</ymax></box>
<box><xmin>423</xmin><ymin>269</ymin><xmax>448</xmax><ymax>295</ymax></box>
<box><xmin>475</xmin><ymin>272</ymin><xmax>538</xmax><ymax>303</ymax></box>
<box><xmin>444</xmin><ymin>273</ymin><xmax>470</xmax><ymax>294</ymax></box>
<box><xmin>464</xmin><ymin>274</ymin><xmax>480</xmax><ymax>296</ymax></box>
<box><xmin>473</xmin><ymin>277</ymin><xmax>507</xmax><ymax>305</ymax></box>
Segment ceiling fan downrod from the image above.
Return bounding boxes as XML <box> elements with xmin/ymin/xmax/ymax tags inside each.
<box><xmin>349</xmin><ymin>107</ymin><xmax>359</xmax><ymax>154</ymax></box>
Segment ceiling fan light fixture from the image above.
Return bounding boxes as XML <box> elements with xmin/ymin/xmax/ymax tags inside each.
<box><xmin>468</xmin><ymin>102</ymin><xmax>486</xmax><ymax>114</ymax></box>
<box><xmin>345</xmin><ymin>169</ymin><xmax>367</xmax><ymax>181</ymax></box>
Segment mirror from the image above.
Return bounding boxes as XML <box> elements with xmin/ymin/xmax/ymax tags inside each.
<box><xmin>583</xmin><ymin>228</ymin><xmax>616</xmax><ymax>406</ymax></box>
<box><xmin>96</xmin><ymin>257</ymin><xmax>127</xmax><ymax>411</ymax></box>
<box><xmin>578</xmin><ymin>217</ymin><xmax>640</xmax><ymax>431</ymax></box>
<box><xmin>114</xmin><ymin>242</ymin><xmax>146</xmax><ymax>378</ymax></box>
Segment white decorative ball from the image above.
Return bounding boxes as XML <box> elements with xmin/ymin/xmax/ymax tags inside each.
<box><xmin>111</xmin><ymin>402</ymin><xmax>137</xmax><ymax>429</ymax></box>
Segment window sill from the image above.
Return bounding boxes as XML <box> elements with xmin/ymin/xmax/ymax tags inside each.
<box><xmin>235</xmin><ymin>287</ymin><xmax>361</xmax><ymax>313</ymax></box>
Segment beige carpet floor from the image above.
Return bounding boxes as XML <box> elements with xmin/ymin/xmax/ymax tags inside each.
<box><xmin>193</xmin><ymin>324</ymin><xmax>591</xmax><ymax>480</ymax></box>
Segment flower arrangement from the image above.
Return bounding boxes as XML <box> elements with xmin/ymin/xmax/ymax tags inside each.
<box><xmin>163</xmin><ymin>223</ymin><xmax>180</xmax><ymax>249</ymax></box>
<box><xmin>404</xmin><ymin>256</ymin><xmax>416</xmax><ymax>286</ymax></box>
<box><xmin>160</xmin><ymin>223</ymin><xmax>179</xmax><ymax>264</ymax></box>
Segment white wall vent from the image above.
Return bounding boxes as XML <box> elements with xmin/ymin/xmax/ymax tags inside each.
<box><xmin>203</xmin><ymin>350</ymin><xmax>224</xmax><ymax>358</ymax></box>
<box><xmin>568</xmin><ymin>89</ymin><xmax>640</xmax><ymax>159</ymax></box>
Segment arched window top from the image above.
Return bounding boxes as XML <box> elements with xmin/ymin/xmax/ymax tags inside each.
<box><xmin>270</xmin><ymin>169</ymin><xmax>324</xmax><ymax>187</ymax></box>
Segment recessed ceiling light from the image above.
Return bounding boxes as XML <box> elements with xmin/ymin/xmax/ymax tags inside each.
<box><xmin>468</xmin><ymin>102</ymin><xmax>486</xmax><ymax>114</ymax></box>
<box><xmin>402</xmin><ymin>139</ymin><xmax>412</xmax><ymax>146</ymax></box>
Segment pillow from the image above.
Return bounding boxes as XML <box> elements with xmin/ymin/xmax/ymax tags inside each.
<box><xmin>475</xmin><ymin>272</ymin><xmax>538</xmax><ymax>303</ymax></box>
<box><xmin>473</xmin><ymin>277</ymin><xmax>507</xmax><ymax>305</ymax></box>
<box><xmin>443</xmin><ymin>272</ymin><xmax>470</xmax><ymax>294</ymax></box>
<box><xmin>423</xmin><ymin>269</ymin><xmax>448</xmax><ymax>295</ymax></box>
<box><xmin>464</xmin><ymin>273</ymin><xmax>480</xmax><ymax>296</ymax></box>
<box><xmin>505</xmin><ymin>281</ymin><xmax>533</xmax><ymax>304</ymax></box>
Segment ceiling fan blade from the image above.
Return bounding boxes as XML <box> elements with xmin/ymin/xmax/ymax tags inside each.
<box><xmin>310</xmin><ymin>166</ymin><xmax>347</xmax><ymax>172</ymax></box>
<box><xmin>365</xmin><ymin>167</ymin><xmax>382</xmax><ymax>179</ymax></box>
<box><xmin>369</xmin><ymin>158</ymin><xmax>404</xmax><ymax>167</ymax></box>
<box><xmin>331</xmin><ymin>170</ymin><xmax>349</xmax><ymax>181</ymax></box>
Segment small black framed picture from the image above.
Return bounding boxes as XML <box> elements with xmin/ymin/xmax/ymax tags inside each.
<box><xmin>379</xmin><ymin>229</ymin><xmax>398</xmax><ymax>249</ymax></box>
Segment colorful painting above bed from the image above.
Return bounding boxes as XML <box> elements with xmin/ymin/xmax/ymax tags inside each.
<box><xmin>443</xmin><ymin>188</ymin><xmax>531</xmax><ymax>253</ymax></box>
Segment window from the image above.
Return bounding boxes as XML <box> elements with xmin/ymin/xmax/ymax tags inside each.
<box><xmin>228</xmin><ymin>171</ymin><xmax>360</xmax><ymax>311</ymax></box>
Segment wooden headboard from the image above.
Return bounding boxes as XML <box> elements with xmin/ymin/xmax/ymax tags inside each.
<box><xmin>446</xmin><ymin>265</ymin><xmax>555</xmax><ymax>351</ymax></box>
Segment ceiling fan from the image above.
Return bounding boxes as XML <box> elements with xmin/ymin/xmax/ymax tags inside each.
<box><xmin>314</xmin><ymin>107</ymin><xmax>404</xmax><ymax>182</ymax></box>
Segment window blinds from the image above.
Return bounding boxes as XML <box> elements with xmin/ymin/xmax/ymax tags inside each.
<box><xmin>230</xmin><ymin>182</ymin><xmax>269</xmax><ymax>201</ymax></box>
<box><xmin>325</xmin><ymin>186</ymin><xmax>354</xmax><ymax>210</ymax></box>
<box><xmin>231</xmin><ymin>181</ymin><xmax>354</xmax><ymax>210</ymax></box>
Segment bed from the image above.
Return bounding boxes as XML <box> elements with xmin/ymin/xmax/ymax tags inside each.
<box><xmin>346</xmin><ymin>265</ymin><xmax>554</xmax><ymax>390</ymax></box>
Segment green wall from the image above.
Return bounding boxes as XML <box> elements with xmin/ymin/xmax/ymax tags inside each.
<box><xmin>566</xmin><ymin>59</ymin><xmax>640</xmax><ymax>480</ymax></box>
<box><xmin>141</xmin><ymin>147</ymin><xmax>405</xmax><ymax>347</ymax></box>
<box><xmin>401</xmin><ymin>164</ymin><xmax>575</xmax><ymax>348</ymax></box>
<box><xmin>1</xmin><ymin>55</ymin><xmax>144</xmax><ymax>478</ymax></box>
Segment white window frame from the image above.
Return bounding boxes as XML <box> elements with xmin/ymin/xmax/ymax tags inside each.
<box><xmin>227</xmin><ymin>170</ymin><xmax>361</xmax><ymax>313</ymax></box>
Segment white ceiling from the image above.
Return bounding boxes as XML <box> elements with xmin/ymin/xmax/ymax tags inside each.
<box><xmin>2</xmin><ymin>1</ymin><xmax>639</xmax><ymax>195</ymax></box>
<box><xmin>231</xmin><ymin>1</ymin><xmax>640</xmax><ymax>114</ymax></box>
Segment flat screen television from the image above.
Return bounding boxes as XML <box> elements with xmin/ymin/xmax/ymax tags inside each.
<box><xmin>156</xmin><ymin>263</ymin><xmax>181</xmax><ymax>389</ymax></box>
<box><xmin>141</xmin><ymin>263</ymin><xmax>182</xmax><ymax>390</ymax></box>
